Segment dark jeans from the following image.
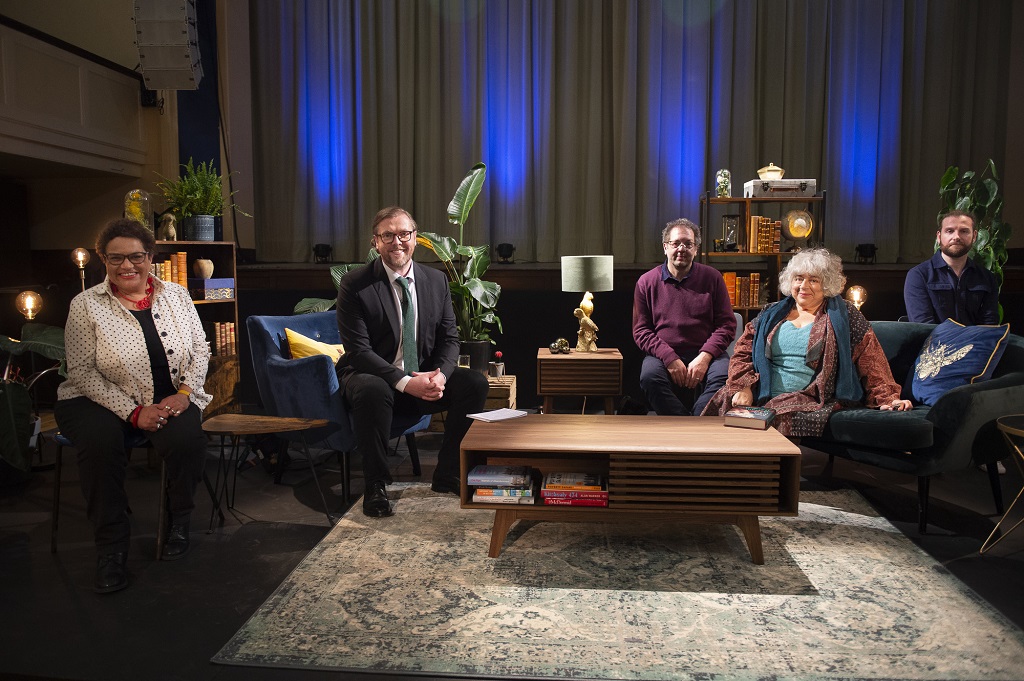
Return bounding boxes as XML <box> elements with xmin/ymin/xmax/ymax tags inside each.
<box><xmin>343</xmin><ymin>368</ymin><xmax>489</xmax><ymax>484</ymax></box>
<box><xmin>54</xmin><ymin>397</ymin><xmax>206</xmax><ymax>554</ymax></box>
<box><xmin>639</xmin><ymin>353</ymin><xmax>730</xmax><ymax>416</ymax></box>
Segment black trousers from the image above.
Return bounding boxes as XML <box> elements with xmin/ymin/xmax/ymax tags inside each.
<box><xmin>54</xmin><ymin>396</ymin><xmax>206</xmax><ymax>554</ymax></box>
<box><xmin>343</xmin><ymin>368</ymin><xmax>489</xmax><ymax>485</ymax></box>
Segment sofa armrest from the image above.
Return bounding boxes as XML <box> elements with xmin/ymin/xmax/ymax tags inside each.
<box><xmin>926</xmin><ymin>371</ymin><xmax>1024</xmax><ymax>468</ymax></box>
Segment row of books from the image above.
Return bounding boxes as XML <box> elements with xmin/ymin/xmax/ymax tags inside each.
<box><xmin>747</xmin><ymin>216</ymin><xmax>782</xmax><ymax>253</ymax></box>
<box><xmin>466</xmin><ymin>465</ymin><xmax>608</xmax><ymax>507</ymax></box>
<box><xmin>205</xmin><ymin>321</ymin><xmax>236</xmax><ymax>356</ymax></box>
<box><xmin>722</xmin><ymin>271</ymin><xmax>762</xmax><ymax>309</ymax></box>
<box><xmin>152</xmin><ymin>252</ymin><xmax>189</xmax><ymax>289</ymax></box>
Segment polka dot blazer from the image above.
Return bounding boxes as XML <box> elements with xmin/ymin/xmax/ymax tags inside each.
<box><xmin>57</xmin><ymin>277</ymin><xmax>212</xmax><ymax>420</ymax></box>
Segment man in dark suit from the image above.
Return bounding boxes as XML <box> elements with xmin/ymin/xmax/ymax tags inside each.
<box><xmin>336</xmin><ymin>206</ymin><xmax>489</xmax><ymax>517</ymax></box>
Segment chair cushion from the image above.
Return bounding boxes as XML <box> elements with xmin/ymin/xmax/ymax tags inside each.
<box><xmin>284</xmin><ymin>327</ymin><xmax>345</xmax><ymax>364</ymax></box>
<box><xmin>910</xmin><ymin>320</ymin><xmax>1010</xmax><ymax>406</ymax></box>
<box><xmin>821</xmin><ymin>406</ymin><xmax>933</xmax><ymax>450</ymax></box>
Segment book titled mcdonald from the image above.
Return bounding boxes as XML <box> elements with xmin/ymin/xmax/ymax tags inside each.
<box><xmin>466</xmin><ymin>465</ymin><xmax>533</xmax><ymax>487</ymax></box>
<box><xmin>724</xmin><ymin>406</ymin><xmax>777</xmax><ymax>430</ymax></box>
<box><xmin>540</xmin><ymin>488</ymin><xmax>608</xmax><ymax>501</ymax></box>
<box><xmin>542</xmin><ymin>472</ymin><xmax>605</xmax><ymax>491</ymax></box>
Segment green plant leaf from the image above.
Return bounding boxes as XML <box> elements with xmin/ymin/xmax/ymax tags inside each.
<box><xmin>0</xmin><ymin>324</ymin><xmax>65</xmax><ymax>361</ymax></box>
<box><xmin>294</xmin><ymin>297</ymin><xmax>336</xmax><ymax>314</ymax></box>
<box><xmin>419</xmin><ymin>232</ymin><xmax>459</xmax><ymax>263</ymax></box>
<box><xmin>939</xmin><ymin>165</ymin><xmax>958</xmax><ymax>192</ymax></box>
<box><xmin>447</xmin><ymin>162</ymin><xmax>487</xmax><ymax>228</ymax></box>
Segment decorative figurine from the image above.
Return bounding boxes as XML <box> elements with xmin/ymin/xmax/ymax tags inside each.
<box><xmin>574</xmin><ymin>307</ymin><xmax>598</xmax><ymax>352</ymax></box>
<box><xmin>158</xmin><ymin>212</ymin><xmax>177</xmax><ymax>241</ymax></box>
<box><xmin>715</xmin><ymin>169</ymin><xmax>732</xmax><ymax>198</ymax></box>
<box><xmin>548</xmin><ymin>338</ymin><xmax>570</xmax><ymax>354</ymax></box>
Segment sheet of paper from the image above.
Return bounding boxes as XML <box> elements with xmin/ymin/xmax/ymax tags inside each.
<box><xmin>467</xmin><ymin>408</ymin><xmax>529</xmax><ymax>422</ymax></box>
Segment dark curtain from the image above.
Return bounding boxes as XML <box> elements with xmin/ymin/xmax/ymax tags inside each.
<box><xmin>249</xmin><ymin>0</ymin><xmax>1012</xmax><ymax>264</ymax></box>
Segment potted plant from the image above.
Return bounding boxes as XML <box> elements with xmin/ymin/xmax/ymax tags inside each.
<box><xmin>157</xmin><ymin>158</ymin><xmax>249</xmax><ymax>241</ymax></box>
<box><xmin>938</xmin><ymin>159</ymin><xmax>1013</xmax><ymax>321</ymax></box>
<box><xmin>1</xmin><ymin>323</ymin><xmax>65</xmax><ymax>477</ymax></box>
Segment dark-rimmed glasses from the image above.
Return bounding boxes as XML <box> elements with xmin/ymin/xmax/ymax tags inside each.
<box><xmin>374</xmin><ymin>230</ymin><xmax>416</xmax><ymax>244</ymax></box>
<box><xmin>104</xmin><ymin>252</ymin><xmax>150</xmax><ymax>265</ymax></box>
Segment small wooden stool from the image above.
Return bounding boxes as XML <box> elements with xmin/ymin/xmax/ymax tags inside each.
<box><xmin>201</xmin><ymin>414</ymin><xmax>333</xmax><ymax>527</ymax></box>
<box><xmin>980</xmin><ymin>415</ymin><xmax>1024</xmax><ymax>554</ymax></box>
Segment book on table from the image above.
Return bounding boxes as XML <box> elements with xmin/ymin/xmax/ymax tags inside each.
<box><xmin>724</xmin><ymin>406</ymin><xmax>777</xmax><ymax>430</ymax></box>
<box><xmin>472</xmin><ymin>483</ymin><xmax>537</xmax><ymax>504</ymax></box>
<box><xmin>467</xmin><ymin>465</ymin><xmax>533</xmax><ymax>487</ymax></box>
<box><xmin>541</xmin><ymin>472</ymin><xmax>605</xmax><ymax>491</ymax></box>
<box><xmin>542</xmin><ymin>496</ymin><xmax>607</xmax><ymax>507</ymax></box>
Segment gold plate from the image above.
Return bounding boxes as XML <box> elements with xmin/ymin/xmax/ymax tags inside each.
<box><xmin>782</xmin><ymin>209</ymin><xmax>813</xmax><ymax>240</ymax></box>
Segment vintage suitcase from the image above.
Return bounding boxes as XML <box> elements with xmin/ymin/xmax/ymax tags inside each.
<box><xmin>743</xmin><ymin>179</ymin><xmax>817</xmax><ymax>198</ymax></box>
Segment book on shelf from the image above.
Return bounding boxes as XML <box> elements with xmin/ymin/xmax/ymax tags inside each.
<box><xmin>541</xmin><ymin>472</ymin><xmax>605</xmax><ymax>491</ymax></box>
<box><xmin>724</xmin><ymin>406</ymin><xmax>777</xmax><ymax>430</ymax></box>
<box><xmin>542</xmin><ymin>496</ymin><xmax>608</xmax><ymax>507</ymax></box>
<box><xmin>539</xmin><ymin>488</ymin><xmax>608</xmax><ymax>500</ymax></box>
<box><xmin>723</xmin><ymin>271</ymin><xmax>737</xmax><ymax>307</ymax></box>
<box><xmin>473</xmin><ymin>487</ymin><xmax>535</xmax><ymax>497</ymax></box>
<box><xmin>471</xmin><ymin>489</ymin><xmax>536</xmax><ymax>503</ymax></box>
<box><xmin>467</xmin><ymin>465</ymin><xmax>533</xmax><ymax>487</ymax></box>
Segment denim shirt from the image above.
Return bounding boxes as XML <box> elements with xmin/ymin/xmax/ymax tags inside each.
<box><xmin>903</xmin><ymin>251</ymin><xmax>999</xmax><ymax>325</ymax></box>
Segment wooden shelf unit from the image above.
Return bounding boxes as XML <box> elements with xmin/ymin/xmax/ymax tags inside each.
<box><xmin>699</xmin><ymin>192</ymin><xmax>827</xmax><ymax>322</ymax></box>
<box><xmin>154</xmin><ymin>240</ymin><xmax>239</xmax><ymax>416</ymax></box>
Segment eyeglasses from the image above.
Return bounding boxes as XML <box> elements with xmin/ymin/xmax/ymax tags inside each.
<box><xmin>375</xmin><ymin>230</ymin><xmax>416</xmax><ymax>244</ymax></box>
<box><xmin>664</xmin><ymin>240</ymin><xmax>697</xmax><ymax>251</ymax></box>
<box><xmin>104</xmin><ymin>252</ymin><xmax>150</xmax><ymax>265</ymax></box>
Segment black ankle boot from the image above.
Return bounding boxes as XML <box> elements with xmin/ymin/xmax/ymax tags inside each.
<box><xmin>95</xmin><ymin>552</ymin><xmax>128</xmax><ymax>593</ymax></box>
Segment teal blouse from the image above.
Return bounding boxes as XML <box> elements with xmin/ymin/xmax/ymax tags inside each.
<box><xmin>769</xmin><ymin>321</ymin><xmax>815</xmax><ymax>396</ymax></box>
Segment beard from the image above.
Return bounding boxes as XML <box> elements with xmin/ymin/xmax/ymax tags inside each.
<box><xmin>940</xmin><ymin>241</ymin><xmax>971</xmax><ymax>259</ymax></box>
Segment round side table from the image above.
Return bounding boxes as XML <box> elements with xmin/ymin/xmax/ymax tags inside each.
<box><xmin>979</xmin><ymin>414</ymin><xmax>1024</xmax><ymax>554</ymax></box>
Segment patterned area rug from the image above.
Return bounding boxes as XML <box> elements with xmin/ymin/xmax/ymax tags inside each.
<box><xmin>213</xmin><ymin>485</ymin><xmax>1024</xmax><ymax>680</ymax></box>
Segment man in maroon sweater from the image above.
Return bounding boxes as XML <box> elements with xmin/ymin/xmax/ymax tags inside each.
<box><xmin>633</xmin><ymin>218</ymin><xmax>737</xmax><ymax>416</ymax></box>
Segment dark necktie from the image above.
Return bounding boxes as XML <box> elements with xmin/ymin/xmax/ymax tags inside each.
<box><xmin>395</xmin><ymin>276</ymin><xmax>418</xmax><ymax>374</ymax></box>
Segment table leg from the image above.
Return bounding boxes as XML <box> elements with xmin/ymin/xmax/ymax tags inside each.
<box><xmin>735</xmin><ymin>515</ymin><xmax>765</xmax><ymax>565</ymax></box>
<box><xmin>542</xmin><ymin>397</ymin><xmax>554</xmax><ymax>414</ymax></box>
<box><xmin>604</xmin><ymin>397</ymin><xmax>615</xmax><ymax>415</ymax></box>
<box><xmin>489</xmin><ymin>509</ymin><xmax>517</xmax><ymax>557</ymax></box>
<box><xmin>980</xmin><ymin>431</ymin><xmax>1024</xmax><ymax>554</ymax></box>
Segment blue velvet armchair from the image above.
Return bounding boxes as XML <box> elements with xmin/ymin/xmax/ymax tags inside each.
<box><xmin>246</xmin><ymin>312</ymin><xmax>430</xmax><ymax>503</ymax></box>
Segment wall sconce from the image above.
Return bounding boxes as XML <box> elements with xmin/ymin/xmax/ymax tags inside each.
<box><xmin>845</xmin><ymin>285</ymin><xmax>868</xmax><ymax>310</ymax></box>
<box><xmin>561</xmin><ymin>255</ymin><xmax>613</xmax><ymax>352</ymax></box>
<box><xmin>15</xmin><ymin>290</ymin><xmax>43</xmax><ymax>320</ymax></box>
<box><xmin>72</xmin><ymin>248</ymin><xmax>91</xmax><ymax>292</ymax></box>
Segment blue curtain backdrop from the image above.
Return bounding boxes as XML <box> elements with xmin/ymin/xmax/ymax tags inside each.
<box><xmin>249</xmin><ymin>0</ymin><xmax>1011</xmax><ymax>264</ymax></box>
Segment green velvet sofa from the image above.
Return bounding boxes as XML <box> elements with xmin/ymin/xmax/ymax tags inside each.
<box><xmin>803</xmin><ymin>320</ymin><xmax>1024</xmax><ymax>532</ymax></box>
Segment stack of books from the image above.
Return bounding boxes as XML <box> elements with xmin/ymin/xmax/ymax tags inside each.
<box><xmin>467</xmin><ymin>464</ymin><xmax>536</xmax><ymax>504</ymax></box>
<box><xmin>540</xmin><ymin>472</ymin><xmax>608</xmax><ymax>507</ymax></box>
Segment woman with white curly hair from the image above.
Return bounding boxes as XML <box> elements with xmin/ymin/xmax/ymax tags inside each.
<box><xmin>703</xmin><ymin>247</ymin><xmax>911</xmax><ymax>436</ymax></box>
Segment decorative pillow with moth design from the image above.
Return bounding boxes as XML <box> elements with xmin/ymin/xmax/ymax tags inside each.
<box><xmin>911</xmin><ymin>319</ymin><xmax>1010</xmax><ymax>406</ymax></box>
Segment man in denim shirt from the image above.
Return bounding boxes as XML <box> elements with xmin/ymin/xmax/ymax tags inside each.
<box><xmin>904</xmin><ymin>210</ymin><xmax>999</xmax><ymax>325</ymax></box>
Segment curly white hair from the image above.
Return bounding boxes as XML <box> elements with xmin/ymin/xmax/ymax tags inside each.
<box><xmin>778</xmin><ymin>248</ymin><xmax>847</xmax><ymax>298</ymax></box>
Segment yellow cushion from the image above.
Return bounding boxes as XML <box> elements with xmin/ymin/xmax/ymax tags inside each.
<box><xmin>284</xmin><ymin>328</ymin><xmax>345</xmax><ymax>364</ymax></box>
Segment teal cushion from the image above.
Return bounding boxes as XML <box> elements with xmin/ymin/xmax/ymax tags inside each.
<box><xmin>822</xmin><ymin>406</ymin><xmax>933</xmax><ymax>450</ymax></box>
<box><xmin>911</xmin><ymin>320</ymin><xmax>1010</xmax><ymax>406</ymax></box>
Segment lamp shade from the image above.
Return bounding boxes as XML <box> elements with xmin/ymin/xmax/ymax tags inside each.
<box><xmin>561</xmin><ymin>255</ymin><xmax>614</xmax><ymax>293</ymax></box>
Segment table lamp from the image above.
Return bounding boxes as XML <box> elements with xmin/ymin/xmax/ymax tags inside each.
<box><xmin>845</xmin><ymin>285</ymin><xmax>867</xmax><ymax>310</ymax></box>
<box><xmin>561</xmin><ymin>255</ymin><xmax>613</xmax><ymax>352</ymax></box>
<box><xmin>16</xmin><ymin>290</ymin><xmax>42</xmax><ymax>320</ymax></box>
<box><xmin>72</xmin><ymin>248</ymin><xmax>91</xmax><ymax>292</ymax></box>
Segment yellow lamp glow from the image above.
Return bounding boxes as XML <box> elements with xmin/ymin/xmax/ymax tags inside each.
<box><xmin>845</xmin><ymin>285</ymin><xmax>868</xmax><ymax>310</ymax></box>
<box><xmin>16</xmin><ymin>290</ymin><xmax>42</xmax><ymax>320</ymax></box>
<box><xmin>72</xmin><ymin>248</ymin><xmax>91</xmax><ymax>292</ymax></box>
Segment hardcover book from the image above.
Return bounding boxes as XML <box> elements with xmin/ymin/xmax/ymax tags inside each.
<box><xmin>542</xmin><ymin>496</ymin><xmax>608</xmax><ymax>507</ymax></box>
<box><xmin>542</xmin><ymin>472</ymin><xmax>605</xmax><ymax>491</ymax></box>
<box><xmin>724</xmin><ymin>406</ymin><xmax>777</xmax><ymax>430</ymax></box>
<box><xmin>473</xmin><ymin>487</ymin><xmax>534</xmax><ymax>497</ymax></box>
<box><xmin>467</xmin><ymin>465</ymin><xmax>533</xmax><ymax>487</ymax></box>
<box><xmin>539</xmin><ymin>488</ymin><xmax>608</xmax><ymax>500</ymax></box>
<box><xmin>471</xmin><ymin>493</ymin><xmax>536</xmax><ymax>504</ymax></box>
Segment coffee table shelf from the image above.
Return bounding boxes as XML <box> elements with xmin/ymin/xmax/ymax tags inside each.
<box><xmin>460</xmin><ymin>414</ymin><xmax>801</xmax><ymax>563</ymax></box>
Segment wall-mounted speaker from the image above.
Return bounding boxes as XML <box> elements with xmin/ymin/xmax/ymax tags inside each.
<box><xmin>133</xmin><ymin>0</ymin><xmax>204</xmax><ymax>90</ymax></box>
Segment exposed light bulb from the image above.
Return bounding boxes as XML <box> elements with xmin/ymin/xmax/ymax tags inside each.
<box><xmin>16</xmin><ymin>290</ymin><xmax>42</xmax><ymax>320</ymax></box>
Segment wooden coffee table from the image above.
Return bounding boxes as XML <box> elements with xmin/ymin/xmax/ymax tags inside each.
<box><xmin>460</xmin><ymin>414</ymin><xmax>801</xmax><ymax>563</ymax></box>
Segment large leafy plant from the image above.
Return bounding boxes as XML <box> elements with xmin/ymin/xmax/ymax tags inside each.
<box><xmin>418</xmin><ymin>162</ymin><xmax>502</xmax><ymax>342</ymax></box>
<box><xmin>1</xmin><ymin>324</ymin><xmax>65</xmax><ymax>473</ymax></box>
<box><xmin>293</xmin><ymin>250</ymin><xmax>379</xmax><ymax>314</ymax></box>
<box><xmin>938</xmin><ymin>159</ymin><xmax>1012</xmax><ymax>319</ymax></box>
<box><xmin>157</xmin><ymin>158</ymin><xmax>250</xmax><ymax>219</ymax></box>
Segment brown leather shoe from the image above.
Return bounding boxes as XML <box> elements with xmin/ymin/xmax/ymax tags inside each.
<box><xmin>362</xmin><ymin>481</ymin><xmax>394</xmax><ymax>517</ymax></box>
<box><xmin>95</xmin><ymin>552</ymin><xmax>128</xmax><ymax>594</ymax></box>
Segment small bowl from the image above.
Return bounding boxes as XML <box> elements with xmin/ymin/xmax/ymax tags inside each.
<box><xmin>757</xmin><ymin>163</ymin><xmax>785</xmax><ymax>181</ymax></box>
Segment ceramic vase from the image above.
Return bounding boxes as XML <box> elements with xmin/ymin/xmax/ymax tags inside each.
<box><xmin>193</xmin><ymin>259</ymin><xmax>215</xmax><ymax>279</ymax></box>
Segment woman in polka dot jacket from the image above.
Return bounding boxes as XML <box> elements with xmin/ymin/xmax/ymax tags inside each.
<box><xmin>55</xmin><ymin>218</ymin><xmax>211</xmax><ymax>594</ymax></box>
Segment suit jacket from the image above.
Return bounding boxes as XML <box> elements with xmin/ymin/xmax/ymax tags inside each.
<box><xmin>336</xmin><ymin>257</ymin><xmax>459</xmax><ymax>389</ymax></box>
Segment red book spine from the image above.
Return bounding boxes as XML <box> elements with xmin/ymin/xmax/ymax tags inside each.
<box><xmin>542</xmin><ymin>497</ymin><xmax>608</xmax><ymax>507</ymax></box>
